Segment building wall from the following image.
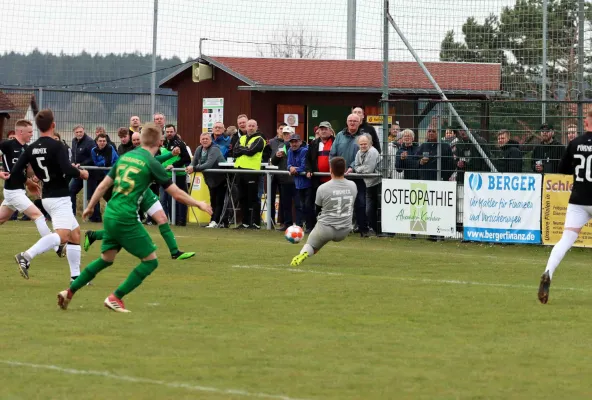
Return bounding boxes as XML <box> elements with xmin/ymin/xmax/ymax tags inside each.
<box><xmin>174</xmin><ymin>71</ymin><xmax>251</xmax><ymax>150</ymax></box>
<box><xmin>171</xmin><ymin>69</ymin><xmax>449</xmax><ymax>148</ymax></box>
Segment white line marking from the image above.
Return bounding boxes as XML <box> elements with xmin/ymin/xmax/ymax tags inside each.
<box><xmin>232</xmin><ymin>265</ymin><xmax>343</xmax><ymax>276</ymax></box>
<box><xmin>230</xmin><ymin>265</ymin><xmax>591</xmax><ymax>292</ymax></box>
<box><xmin>0</xmin><ymin>360</ymin><xmax>309</xmax><ymax>400</ymax></box>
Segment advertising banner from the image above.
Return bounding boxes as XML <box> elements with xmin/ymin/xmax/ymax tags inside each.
<box><xmin>542</xmin><ymin>174</ymin><xmax>592</xmax><ymax>247</ymax></box>
<box><xmin>381</xmin><ymin>179</ymin><xmax>457</xmax><ymax>237</ymax></box>
<box><xmin>202</xmin><ymin>98</ymin><xmax>224</xmax><ymax>133</ymax></box>
<box><xmin>463</xmin><ymin>173</ymin><xmax>542</xmax><ymax>244</ymax></box>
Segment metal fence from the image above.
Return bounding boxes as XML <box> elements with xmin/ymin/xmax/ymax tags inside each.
<box><xmin>1</xmin><ymin>87</ymin><xmax>177</xmax><ymax>144</ymax></box>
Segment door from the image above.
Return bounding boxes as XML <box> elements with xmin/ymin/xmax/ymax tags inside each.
<box><xmin>306</xmin><ymin>105</ymin><xmax>351</xmax><ymax>141</ymax></box>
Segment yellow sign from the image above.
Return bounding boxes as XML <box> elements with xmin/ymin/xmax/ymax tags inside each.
<box><xmin>366</xmin><ymin>115</ymin><xmax>393</xmax><ymax>124</ymax></box>
<box><xmin>542</xmin><ymin>174</ymin><xmax>592</xmax><ymax>247</ymax></box>
<box><xmin>187</xmin><ymin>172</ymin><xmax>212</xmax><ymax>224</ymax></box>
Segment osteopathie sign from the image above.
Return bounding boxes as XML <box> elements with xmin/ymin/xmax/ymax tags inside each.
<box><xmin>381</xmin><ymin>179</ymin><xmax>457</xmax><ymax>236</ymax></box>
<box><xmin>463</xmin><ymin>173</ymin><xmax>541</xmax><ymax>244</ymax></box>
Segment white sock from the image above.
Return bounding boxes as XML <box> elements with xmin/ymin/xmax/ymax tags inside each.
<box><xmin>301</xmin><ymin>244</ymin><xmax>314</xmax><ymax>257</ymax></box>
<box><xmin>66</xmin><ymin>244</ymin><xmax>81</xmax><ymax>278</ymax></box>
<box><xmin>24</xmin><ymin>233</ymin><xmax>61</xmax><ymax>261</ymax></box>
<box><xmin>545</xmin><ymin>230</ymin><xmax>579</xmax><ymax>279</ymax></box>
<box><xmin>33</xmin><ymin>216</ymin><xmax>59</xmax><ymax>252</ymax></box>
<box><xmin>34</xmin><ymin>216</ymin><xmax>51</xmax><ymax>237</ymax></box>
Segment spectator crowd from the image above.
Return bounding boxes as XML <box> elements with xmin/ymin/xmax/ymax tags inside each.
<box><xmin>1</xmin><ymin>107</ymin><xmax>576</xmax><ymax>240</ymax></box>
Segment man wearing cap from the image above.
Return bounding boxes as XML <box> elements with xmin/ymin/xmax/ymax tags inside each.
<box><xmin>305</xmin><ymin>121</ymin><xmax>335</xmax><ymax>231</ymax></box>
<box><xmin>287</xmin><ymin>133</ymin><xmax>314</xmax><ymax>232</ymax></box>
<box><xmin>532</xmin><ymin>123</ymin><xmax>565</xmax><ymax>173</ymax></box>
<box><xmin>271</xmin><ymin>125</ymin><xmax>297</xmax><ymax>230</ymax></box>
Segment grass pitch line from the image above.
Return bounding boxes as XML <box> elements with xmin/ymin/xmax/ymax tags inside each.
<box><xmin>232</xmin><ymin>264</ymin><xmax>344</xmax><ymax>276</ymax></box>
<box><xmin>0</xmin><ymin>360</ymin><xmax>310</xmax><ymax>400</ymax></box>
<box><xmin>230</xmin><ymin>265</ymin><xmax>590</xmax><ymax>292</ymax></box>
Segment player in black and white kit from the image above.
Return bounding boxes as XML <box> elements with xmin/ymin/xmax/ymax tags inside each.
<box><xmin>1</xmin><ymin>109</ymin><xmax>89</xmax><ymax>280</ymax></box>
<box><xmin>290</xmin><ymin>157</ymin><xmax>357</xmax><ymax>267</ymax></box>
<box><xmin>539</xmin><ymin>110</ymin><xmax>592</xmax><ymax>303</ymax></box>
<box><xmin>0</xmin><ymin>119</ymin><xmax>57</xmax><ymax>243</ymax></box>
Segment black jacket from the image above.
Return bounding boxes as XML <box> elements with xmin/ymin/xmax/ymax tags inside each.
<box><xmin>163</xmin><ymin>134</ymin><xmax>191</xmax><ymax>169</ymax></box>
<box><xmin>228</xmin><ymin>129</ymin><xmax>246</xmax><ymax>156</ymax></box>
<box><xmin>454</xmin><ymin>134</ymin><xmax>493</xmax><ymax>182</ymax></box>
<box><xmin>270</xmin><ymin>139</ymin><xmax>293</xmax><ymax>184</ymax></box>
<box><xmin>495</xmin><ymin>140</ymin><xmax>523</xmax><ymax>173</ymax></box>
<box><xmin>305</xmin><ymin>136</ymin><xmax>334</xmax><ymax>186</ymax></box>
<box><xmin>118</xmin><ymin>141</ymin><xmax>135</xmax><ymax>155</ymax></box>
<box><xmin>395</xmin><ymin>143</ymin><xmax>420</xmax><ymax>180</ymax></box>
<box><xmin>531</xmin><ymin>139</ymin><xmax>565</xmax><ymax>173</ymax></box>
<box><xmin>416</xmin><ymin>142</ymin><xmax>454</xmax><ymax>181</ymax></box>
<box><xmin>71</xmin><ymin>134</ymin><xmax>95</xmax><ymax>166</ymax></box>
<box><xmin>359</xmin><ymin>121</ymin><xmax>381</xmax><ymax>154</ymax></box>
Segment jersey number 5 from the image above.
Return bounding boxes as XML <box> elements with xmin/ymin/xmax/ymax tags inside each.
<box><xmin>37</xmin><ymin>157</ymin><xmax>50</xmax><ymax>182</ymax></box>
<box><xmin>574</xmin><ymin>154</ymin><xmax>592</xmax><ymax>182</ymax></box>
<box><xmin>113</xmin><ymin>166</ymin><xmax>140</xmax><ymax>195</ymax></box>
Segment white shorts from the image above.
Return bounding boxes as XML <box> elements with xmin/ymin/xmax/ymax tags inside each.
<box><xmin>564</xmin><ymin>204</ymin><xmax>592</xmax><ymax>229</ymax></box>
<box><xmin>1</xmin><ymin>189</ymin><xmax>34</xmax><ymax>212</ymax></box>
<box><xmin>42</xmin><ymin>197</ymin><xmax>79</xmax><ymax>231</ymax></box>
<box><xmin>146</xmin><ymin>200</ymin><xmax>163</xmax><ymax>217</ymax></box>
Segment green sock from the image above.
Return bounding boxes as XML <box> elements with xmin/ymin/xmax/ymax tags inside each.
<box><xmin>94</xmin><ymin>230</ymin><xmax>104</xmax><ymax>240</ymax></box>
<box><xmin>158</xmin><ymin>223</ymin><xmax>178</xmax><ymax>255</ymax></box>
<box><xmin>70</xmin><ymin>258</ymin><xmax>112</xmax><ymax>293</ymax></box>
<box><xmin>114</xmin><ymin>259</ymin><xmax>159</xmax><ymax>299</ymax></box>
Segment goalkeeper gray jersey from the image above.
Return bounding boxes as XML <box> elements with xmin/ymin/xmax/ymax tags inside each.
<box><xmin>315</xmin><ymin>178</ymin><xmax>358</xmax><ymax>230</ymax></box>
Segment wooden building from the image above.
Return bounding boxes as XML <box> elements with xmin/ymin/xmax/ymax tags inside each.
<box><xmin>0</xmin><ymin>91</ymin><xmax>17</xmax><ymax>139</ymax></box>
<box><xmin>160</xmin><ymin>56</ymin><xmax>501</xmax><ymax>150</ymax></box>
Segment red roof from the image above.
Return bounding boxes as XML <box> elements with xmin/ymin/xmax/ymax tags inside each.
<box><xmin>206</xmin><ymin>56</ymin><xmax>501</xmax><ymax>92</ymax></box>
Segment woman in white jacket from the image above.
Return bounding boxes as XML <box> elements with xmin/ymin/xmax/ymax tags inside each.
<box><xmin>350</xmin><ymin>134</ymin><xmax>381</xmax><ymax>235</ymax></box>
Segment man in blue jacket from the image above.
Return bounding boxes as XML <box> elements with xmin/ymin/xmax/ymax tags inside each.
<box><xmin>212</xmin><ymin>121</ymin><xmax>231</xmax><ymax>159</ymax></box>
<box><xmin>69</xmin><ymin>125</ymin><xmax>98</xmax><ymax>221</ymax></box>
<box><xmin>287</xmin><ymin>134</ymin><xmax>314</xmax><ymax>233</ymax></box>
<box><xmin>90</xmin><ymin>133</ymin><xmax>119</xmax><ymax>222</ymax></box>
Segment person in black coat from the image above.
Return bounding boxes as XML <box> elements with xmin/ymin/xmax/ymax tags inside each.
<box><xmin>271</xmin><ymin>126</ymin><xmax>297</xmax><ymax>230</ymax></box>
<box><xmin>352</xmin><ymin>106</ymin><xmax>382</xmax><ymax>154</ymax></box>
<box><xmin>453</xmin><ymin>127</ymin><xmax>493</xmax><ymax>182</ymax></box>
<box><xmin>495</xmin><ymin>129</ymin><xmax>523</xmax><ymax>173</ymax></box>
<box><xmin>416</xmin><ymin>128</ymin><xmax>455</xmax><ymax>181</ymax></box>
<box><xmin>69</xmin><ymin>125</ymin><xmax>98</xmax><ymax>219</ymax></box>
<box><xmin>532</xmin><ymin>123</ymin><xmax>565</xmax><ymax>174</ymax></box>
<box><xmin>395</xmin><ymin>129</ymin><xmax>420</xmax><ymax>179</ymax></box>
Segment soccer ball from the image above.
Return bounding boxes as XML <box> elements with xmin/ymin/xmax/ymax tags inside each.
<box><xmin>285</xmin><ymin>225</ymin><xmax>304</xmax><ymax>244</ymax></box>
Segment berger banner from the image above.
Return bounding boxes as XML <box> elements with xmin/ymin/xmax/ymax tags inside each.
<box><xmin>463</xmin><ymin>173</ymin><xmax>542</xmax><ymax>244</ymax></box>
<box><xmin>542</xmin><ymin>174</ymin><xmax>592</xmax><ymax>247</ymax></box>
<box><xmin>381</xmin><ymin>179</ymin><xmax>457</xmax><ymax>237</ymax></box>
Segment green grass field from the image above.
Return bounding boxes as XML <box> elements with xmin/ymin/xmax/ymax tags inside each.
<box><xmin>2</xmin><ymin>222</ymin><xmax>592</xmax><ymax>399</ymax></box>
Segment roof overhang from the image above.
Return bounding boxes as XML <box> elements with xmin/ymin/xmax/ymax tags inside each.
<box><xmin>237</xmin><ymin>85</ymin><xmax>501</xmax><ymax>97</ymax></box>
<box><xmin>159</xmin><ymin>63</ymin><xmax>194</xmax><ymax>89</ymax></box>
<box><xmin>159</xmin><ymin>55</ymin><xmax>501</xmax><ymax>97</ymax></box>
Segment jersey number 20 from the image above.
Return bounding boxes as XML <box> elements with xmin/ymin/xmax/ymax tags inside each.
<box><xmin>574</xmin><ymin>154</ymin><xmax>592</xmax><ymax>182</ymax></box>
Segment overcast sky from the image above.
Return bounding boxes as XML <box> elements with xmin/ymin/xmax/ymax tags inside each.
<box><xmin>1</xmin><ymin>0</ymin><xmax>519</xmax><ymax>62</ymax></box>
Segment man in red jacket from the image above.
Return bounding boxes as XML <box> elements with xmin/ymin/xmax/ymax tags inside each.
<box><xmin>305</xmin><ymin>121</ymin><xmax>335</xmax><ymax>231</ymax></box>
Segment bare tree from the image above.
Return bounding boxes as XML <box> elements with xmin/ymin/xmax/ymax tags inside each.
<box><xmin>257</xmin><ymin>27</ymin><xmax>323</xmax><ymax>59</ymax></box>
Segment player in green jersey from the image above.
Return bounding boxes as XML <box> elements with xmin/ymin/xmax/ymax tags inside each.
<box><xmin>57</xmin><ymin>123</ymin><xmax>212</xmax><ymax>312</ymax></box>
<box><xmin>83</xmin><ymin>146</ymin><xmax>195</xmax><ymax>260</ymax></box>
